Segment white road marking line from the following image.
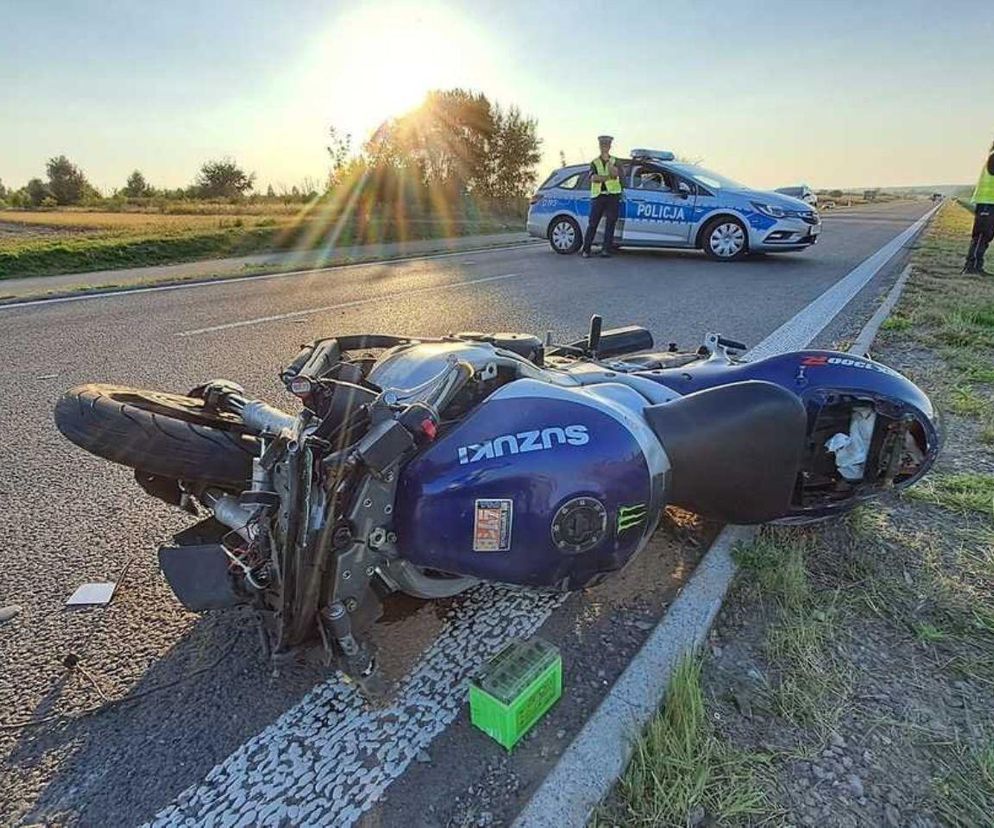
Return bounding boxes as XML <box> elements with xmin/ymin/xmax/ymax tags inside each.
<box><xmin>147</xmin><ymin>587</ymin><xmax>564</xmax><ymax>828</ymax></box>
<box><xmin>747</xmin><ymin>204</ymin><xmax>938</xmax><ymax>360</ymax></box>
<box><xmin>148</xmin><ymin>204</ymin><xmax>937</xmax><ymax>828</ymax></box>
<box><xmin>174</xmin><ymin>272</ymin><xmax>523</xmax><ymax>337</ymax></box>
<box><xmin>0</xmin><ymin>242</ymin><xmax>536</xmax><ymax>311</ymax></box>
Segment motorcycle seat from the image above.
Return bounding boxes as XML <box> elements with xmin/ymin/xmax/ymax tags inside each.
<box><xmin>643</xmin><ymin>380</ymin><xmax>807</xmax><ymax>524</ymax></box>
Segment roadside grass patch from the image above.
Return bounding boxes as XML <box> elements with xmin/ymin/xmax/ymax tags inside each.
<box><xmin>932</xmin><ymin>736</ymin><xmax>994</xmax><ymax>827</ymax></box>
<box><xmin>596</xmin><ymin>656</ymin><xmax>774</xmax><ymax>827</ymax></box>
<box><xmin>913</xmin><ymin>621</ymin><xmax>948</xmax><ymax>643</ymax></box>
<box><xmin>946</xmin><ymin>384</ymin><xmax>987</xmax><ymax>417</ymax></box>
<box><xmin>881</xmin><ymin>314</ymin><xmax>912</xmax><ymax>331</ymax></box>
<box><xmin>733</xmin><ymin>530</ymin><xmax>851</xmax><ymax>733</ymax></box>
<box><xmin>906</xmin><ymin>472</ymin><xmax>994</xmax><ymax>517</ymax></box>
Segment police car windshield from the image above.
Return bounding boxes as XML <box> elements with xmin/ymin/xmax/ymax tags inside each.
<box><xmin>668</xmin><ymin>163</ymin><xmax>746</xmax><ymax>191</ymax></box>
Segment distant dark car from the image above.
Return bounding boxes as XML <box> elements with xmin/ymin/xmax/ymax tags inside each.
<box><xmin>775</xmin><ymin>185</ymin><xmax>817</xmax><ymax>207</ymax></box>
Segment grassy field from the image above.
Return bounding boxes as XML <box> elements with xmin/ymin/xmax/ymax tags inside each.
<box><xmin>0</xmin><ymin>205</ymin><xmax>520</xmax><ymax>279</ymax></box>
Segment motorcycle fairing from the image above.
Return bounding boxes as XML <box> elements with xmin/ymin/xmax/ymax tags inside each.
<box><xmin>394</xmin><ymin>379</ymin><xmax>668</xmax><ymax>590</ymax></box>
<box><xmin>637</xmin><ymin>350</ymin><xmax>940</xmax><ymax>518</ymax></box>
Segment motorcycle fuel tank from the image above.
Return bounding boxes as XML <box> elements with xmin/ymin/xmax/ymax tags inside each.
<box><xmin>394</xmin><ymin>379</ymin><xmax>669</xmax><ymax>590</ymax></box>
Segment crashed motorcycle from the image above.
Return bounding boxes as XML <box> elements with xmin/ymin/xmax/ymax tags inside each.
<box><xmin>54</xmin><ymin>318</ymin><xmax>939</xmax><ymax>682</ymax></box>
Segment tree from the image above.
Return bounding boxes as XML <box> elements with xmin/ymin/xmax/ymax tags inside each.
<box><xmin>266</xmin><ymin>184</ymin><xmax>275</xmax><ymax>198</ymax></box>
<box><xmin>122</xmin><ymin>169</ymin><xmax>153</xmax><ymax>198</ymax></box>
<box><xmin>0</xmin><ymin>178</ymin><xmax>6</xmax><ymax>199</ymax></box>
<box><xmin>46</xmin><ymin>155</ymin><xmax>91</xmax><ymax>205</ymax></box>
<box><xmin>194</xmin><ymin>158</ymin><xmax>255</xmax><ymax>199</ymax></box>
<box><xmin>327</xmin><ymin>126</ymin><xmax>353</xmax><ymax>189</ymax></box>
<box><xmin>26</xmin><ymin>178</ymin><xmax>50</xmax><ymax>207</ymax></box>
<box><xmin>483</xmin><ymin>104</ymin><xmax>541</xmax><ymax>204</ymax></box>
<box><xmin>351</xmin><ymin>89</ymin><xmax>541</xmax><ymax>212</ymax></box>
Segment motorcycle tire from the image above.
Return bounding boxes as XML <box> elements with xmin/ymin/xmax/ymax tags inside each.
<box><xmin>54</xmin><ymin>384</ymin><xmax>257</xmax><ymax>486</ymax></box>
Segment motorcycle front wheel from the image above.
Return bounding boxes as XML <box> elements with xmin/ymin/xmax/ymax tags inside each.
<box><xmin>54</xmin><ymin>384</ymin><xmax>257</xmax><ymax>486</ymax></box>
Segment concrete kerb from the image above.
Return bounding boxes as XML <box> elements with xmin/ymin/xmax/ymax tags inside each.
<box><xmin>513</xmin><ymin>213</ymin><xmax>933</xmax><ymax>828</ymax></box>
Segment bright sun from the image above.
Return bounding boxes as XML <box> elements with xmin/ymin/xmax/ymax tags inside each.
<box><xmin>320</xmin><ymin>3</ymin><xmax>489</xmax><ymax>141</ymax></box>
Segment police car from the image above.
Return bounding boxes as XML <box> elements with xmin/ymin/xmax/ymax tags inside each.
<box><xmin>527</xmin><ymin>149</ymin><xmax>821</xmax><ymax>261</ymax></box>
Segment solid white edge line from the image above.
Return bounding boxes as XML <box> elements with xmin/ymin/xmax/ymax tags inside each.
<box><xmin>513</xmin><ymin>205</ymin><xmax>936</xmax><ymax>828</ymax></box>
<box><xmin>0</xmin><ymin>240</ymin><xmax>538</xmax><ymax>311</ymax></box>
<box><xmin>848</xmin><ymin>264</ymin><xmax>913</xmax><ymax>357</ymax></box>
<box><xmin>174</xmin><ymin>271</ymin><xmax>522</xmax><ymax>336</ymax></box>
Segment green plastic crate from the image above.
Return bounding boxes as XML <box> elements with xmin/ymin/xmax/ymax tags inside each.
<box><xmin>469</xmin><ymin>637</ymin><xmax>562</xmax><ymax>750</ymax></box>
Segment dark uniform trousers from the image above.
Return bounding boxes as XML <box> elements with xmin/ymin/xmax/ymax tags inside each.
<box><xmin>965</xmin><ymin>203</ymin><xmax>994</xmax><ymax>272</ymax></box>
<box><xmin>582</xmin><ymin>194</ymin><xmax>621</xmax><ymax>253</ymax></box>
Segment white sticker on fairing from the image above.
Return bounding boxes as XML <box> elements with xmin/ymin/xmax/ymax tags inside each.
<box><xmin>473</xmin><ymin>499</ymin><xmax>513</xmax><ymax>552</ymax></box>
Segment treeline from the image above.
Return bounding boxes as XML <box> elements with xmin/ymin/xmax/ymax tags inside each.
<box><xmin>0</xmin><ymin>88</ymin><xmax>541</xmax><ymax>217</ymax></box>
<box><xmin>0</xmin><ymin>157</ymin><xmax>294</xmax><ymax>210</ymax></box>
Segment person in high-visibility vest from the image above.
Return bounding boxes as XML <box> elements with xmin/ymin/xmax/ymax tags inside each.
<box><xmin>581</xmin><ymin>135</ymin><xmax>624</xmax><ymax>258</ymax></box>
<box><xmin>964</xmin><ymin>140</ymin><xmax>994</xmax><ymax>275</ymax></box>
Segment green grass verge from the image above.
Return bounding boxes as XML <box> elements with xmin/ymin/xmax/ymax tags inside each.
<box><xmin>933</xmin><ymin>736</ymin><xmax>994</xmax><ymax>826</ymax></box>
<box><xmin>0</xmin><ymin>214</ymin><xmax>519</xmax><ymax>279</ymax></box>
<box><xmin>906</xmin><ymin>472</ymin><xmax>994</xmax><ymax>517</ymax></box>
<box><xmin>734</xmin><ymin>530</ymin><xmax>850</xmax><ymax>732</ymax></box>
<box><xmin>594</xmin><ymin>656</ymin><xmax>774</xmax><ymax>827</ymax></box>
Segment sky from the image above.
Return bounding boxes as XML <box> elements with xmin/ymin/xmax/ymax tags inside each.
<box><xmin>1</xmin><ymin>0</ymin><xmax>992</xmax><ymax>194</ymax></box>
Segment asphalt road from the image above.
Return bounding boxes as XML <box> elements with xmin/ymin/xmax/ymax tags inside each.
<box><xmin>0</xmin><ymin>200</ymin><xmax>933</xmax><ymax>826</ymax></box>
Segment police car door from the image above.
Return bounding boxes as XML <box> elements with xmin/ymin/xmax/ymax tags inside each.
<box><xmin>622</xmin><ymin>164</ymin><xmax>693</xmax><ymax>245</ymax></box>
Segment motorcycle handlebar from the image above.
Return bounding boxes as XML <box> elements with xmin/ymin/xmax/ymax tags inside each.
<box><xmin>717</xmin><ymin>336</ymin><xmax>747</xmax><ymax>352</ymax></box>
<box><xmin>284</xmin><ymin>339</ymin><xmax>341</xmax><ymax>388</ymax></box>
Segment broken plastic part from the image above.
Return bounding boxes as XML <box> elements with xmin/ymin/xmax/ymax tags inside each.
<box><xmin>825</xmin><ymin>407</ymin><xmax>876</xmax><ymax>481</ymax></box>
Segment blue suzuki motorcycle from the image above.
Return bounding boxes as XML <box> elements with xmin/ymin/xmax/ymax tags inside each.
<box><xmin>54</xmin><ymin>318</ymin><xmax>939</xmax><ymax>681</ymax></box>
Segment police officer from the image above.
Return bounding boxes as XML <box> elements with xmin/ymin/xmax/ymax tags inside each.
<box><xmin>964</xmin><ymin>139</ymin><xmax>994</xmax><ymax>275</ymax></box>
<box><xmin>581</xmin><ymin>135</ymin><xmax>623</xmax><ymax>258</ymax></box>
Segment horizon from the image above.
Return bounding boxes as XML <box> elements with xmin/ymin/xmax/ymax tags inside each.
<box><xmin>2</xmin><ymin>0</ymin><xmax>992</xmax><ymax>195</ymax></box>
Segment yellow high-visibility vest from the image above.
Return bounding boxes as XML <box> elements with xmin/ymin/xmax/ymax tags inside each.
<box><xmin>973</xmin><ymin>156</ymin><xmax>994</xmax><ymax>204</ymax></box>
<box><xmin>591</xmin><ymin>156</ymin><xmax>622</xmax><ymax>197</ymax></box>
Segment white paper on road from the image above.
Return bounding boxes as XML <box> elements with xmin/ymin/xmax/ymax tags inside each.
<box><xmin>65</xmin><ymin>582</ymin><xmax>116</xmax><ymax>606</ymax></box>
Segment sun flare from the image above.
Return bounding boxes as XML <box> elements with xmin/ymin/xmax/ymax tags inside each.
<box><xmin>321</xmin><ymin>4</ymin><xmax>490</xmax><ymax>142</ymax></box>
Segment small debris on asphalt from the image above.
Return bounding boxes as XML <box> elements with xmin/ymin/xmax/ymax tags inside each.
<box><xmin>65</xmin><ymin>582</ymin><xmax>116</xmax><ymax>606</ymax></box>
<box><xmin>0</xmin><ymin>605</ymin><xmax>21</xmax><ymax>623</ymax></box>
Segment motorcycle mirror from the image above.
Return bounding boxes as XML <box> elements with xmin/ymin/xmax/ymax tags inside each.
<box><xmin>588</xmin><ymin>315</ymin><xmax>603</xmax><ymax>357</ymax></box>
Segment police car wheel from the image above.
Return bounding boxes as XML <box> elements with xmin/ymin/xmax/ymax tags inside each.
<box><xmin>549</xmin><ymin>216</ymin><xmax>581</xmax><ymax>254</ymax></box>
<box><xmin>703</xmin><ymin>217</ymin><xmax>748</xmax><ymax>261</ymax></box>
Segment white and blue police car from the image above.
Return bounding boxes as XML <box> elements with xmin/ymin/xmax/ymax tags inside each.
<box><xmin>527</xmin><ymin>149</ymin><xmax>821</xmax><ymax>261</ymax></box>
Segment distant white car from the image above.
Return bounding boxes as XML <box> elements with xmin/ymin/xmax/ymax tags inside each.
<box><xmin>775</xmin><ymin>185</ymin><xmax>818</xmax><ymax>207</ymax></box>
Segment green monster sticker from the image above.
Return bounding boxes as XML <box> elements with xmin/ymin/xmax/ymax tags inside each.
<box><xmin>617</xmin><ymin>503</ymin><xmax>648</xmax><ymax>534</ymax></box>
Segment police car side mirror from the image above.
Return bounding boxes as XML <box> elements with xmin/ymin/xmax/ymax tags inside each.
<box><xmin>677</xmin><ymin>181</ymin><xmax>692</xmax><ymax>198</ymax></box>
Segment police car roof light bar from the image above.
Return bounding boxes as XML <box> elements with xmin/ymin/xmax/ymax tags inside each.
<box><xmin>630</xmin><ymin>149</ymin><xmax>675</xmax><ymax>162</ymax></box>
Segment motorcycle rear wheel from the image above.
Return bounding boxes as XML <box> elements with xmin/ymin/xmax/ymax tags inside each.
<box><xmin>54</xmin><ymin>384</ymin><xmax>257</xmax><ymax>486</ymax></box>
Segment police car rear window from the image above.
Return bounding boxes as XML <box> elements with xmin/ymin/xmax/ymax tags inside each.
<box><xmin>557</xmin><ymin>173</ymin><xmax>582</xmax><ymax>190</ymax></box>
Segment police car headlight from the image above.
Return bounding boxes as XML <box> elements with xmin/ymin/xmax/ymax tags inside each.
<box><xmin>752</xmin><ymin>201</ymin><xmax>786</xmax><ymax>219</ymax></box>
